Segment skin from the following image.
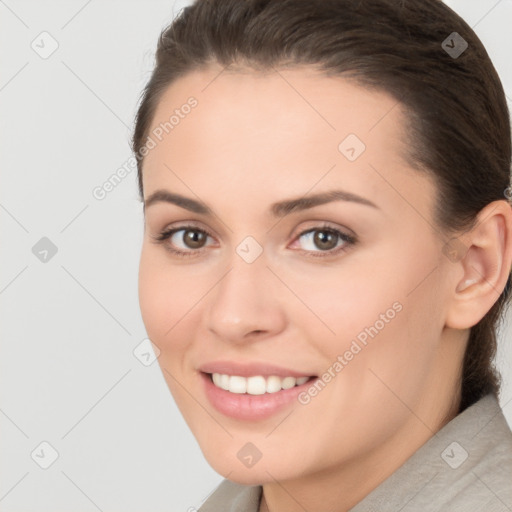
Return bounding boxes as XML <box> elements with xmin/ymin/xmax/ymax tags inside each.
<box><xmin>138</xmin><ymin>64</ymin><xmax>512</xmax><ymax>512</ymax></box>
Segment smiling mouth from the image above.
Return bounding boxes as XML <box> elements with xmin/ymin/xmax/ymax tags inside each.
<box><xmin>206</xmin><ymin>372</ymin><xmax>316</xmax><ymax>395</ymax></box>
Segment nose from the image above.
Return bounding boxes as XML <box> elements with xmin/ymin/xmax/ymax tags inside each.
<box><xmin>205</xmin><ymin>255</ymin><xmax>287</xmax><ymax>345</ymax></box>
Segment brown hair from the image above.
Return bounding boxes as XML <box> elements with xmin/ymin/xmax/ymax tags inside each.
<box><xmin>132</xmin><ymin>0</ymin><xmax>512</xmax><ymax>412</ymax></box>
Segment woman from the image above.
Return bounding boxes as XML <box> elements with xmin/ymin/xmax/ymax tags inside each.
<box><xmin>133</xmin><ymin>0</ymin><xmax>512</xmax><ymax>510</ymax></box>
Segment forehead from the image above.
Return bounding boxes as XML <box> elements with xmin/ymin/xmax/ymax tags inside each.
<box><xmin>142</xmin><ymin>65</ymin><xmax>435</xmax><ymax>221</ymax></box>
<box><xmin>146</xmin><ymin>65</ymin><xmax>408</xmax><ymax>158</ymax></box>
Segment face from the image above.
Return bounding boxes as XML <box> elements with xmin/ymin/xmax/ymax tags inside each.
<box><xmin>138</xmin><ymin>65</ymin><xmax>459</xmax><ymax>484</ymax></box>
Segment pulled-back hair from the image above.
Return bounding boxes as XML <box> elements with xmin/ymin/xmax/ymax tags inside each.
<box><xmin>132</xmin><ymin>0</ymin><xmax>512</xmax><ymax>412</ymax></box>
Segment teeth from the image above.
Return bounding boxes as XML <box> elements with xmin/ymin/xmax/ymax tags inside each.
<box><xmin>212</xmin><ymin>373</ymin><xmax>221</xmax><ymax>387</ymax></box>
<box><xmin>266</xmin><ymin>375</ymin><xmax>282</xmax><ymax>393</ymax></box>
<box><xmin>229</xmin><ymin>375</ymin><xmax>247</xmax><ymax>394</ymax></box>
<box><xmin>220</xmin><ymin>374</ymin><xmax>230</xmax><ymax>390</ymax></box>
<box><xmin>246</xmin><ymin>376</ymin><xmax>266</xmax><ymax>395</ymax></box>
<box><xmin>281</xmin><ymin>376</ymin><xmax>296</xmax><ymax>389</ymax></box>
<box><xmin>211</xmin><ymin>373</ymin><xmax>311</xmax><ymax>395</ymax></box>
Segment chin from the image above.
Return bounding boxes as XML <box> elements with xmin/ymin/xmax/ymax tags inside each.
<box><xmin>200</xmin><ymin>444</ymin><xmax>300</xmax><ymax>486</ymax></box>
<box><xmin>218</xmin><ymin>468</ymin><xmax>266</xmax><ymax>486</ymax></box>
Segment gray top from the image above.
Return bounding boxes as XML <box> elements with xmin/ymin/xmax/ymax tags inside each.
<box><xmin>198</xmin><ymin>393</ymin><xmax>512</xmax><ymax>511</ymax></box>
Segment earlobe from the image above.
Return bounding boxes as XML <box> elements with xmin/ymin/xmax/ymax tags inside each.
<box><xmin>445</xmin><ymin>200</ymin><xmax>512</xmax><ymax>330</ymax></box>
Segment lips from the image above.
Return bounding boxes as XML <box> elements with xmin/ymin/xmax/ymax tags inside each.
<box><xmin>197</xmin><ymin>360</ymin><xmax>318</xmax><ymax>420</ymax></box>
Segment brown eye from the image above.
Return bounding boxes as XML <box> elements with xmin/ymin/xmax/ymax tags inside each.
<box><xmin>152</xmin><ymin>225</ymin><xmax>215</xmax><ymax>257</ymax></box>
<box><xmin>312</xmin><ymin>229</ymin><xmax>338</xmax><ymax>251</ymax></box>
<box><xmin>181</xmin><ymin>229</ymin><xmax>208</xmax><ymax>249</ymax></box>
<box><xmin>290</xmin><ymin>224</ymin><xmax>357</xmax><ymax>258</ymax></box>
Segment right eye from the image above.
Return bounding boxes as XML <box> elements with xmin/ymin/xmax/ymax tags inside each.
<box><xmin>151</xmin><ymin>225</ymin><xmax>216</xmax><ymax>258</ymax></box>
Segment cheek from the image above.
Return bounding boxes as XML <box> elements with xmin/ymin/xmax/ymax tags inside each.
<box><xmin>334</xmin><ymin>271</ymin><xmax>444</xmax><ymax>408</ymax></box>
<box><xmin>288</xmin><ymin>263</ymin><xmax>391</xmax><ymax>350</ymax></box>
<box><xmin>304</xmin><ymin>248</ymin><xmax>441</xmax><ymax>381</ymax></box>
<box><xmin>138</xmin><ymin>250</ymin><xmax>162</xmax><ymax>333</ymax></box>
<box><xmin>138</xmin><ymin>247</ymin><xmax>182</xmax><ymax>344</ymax></box>
<box><xmin>138</xmin><ymin>246</ymin><xmax>210</xmax><ymax>362</ymax></box>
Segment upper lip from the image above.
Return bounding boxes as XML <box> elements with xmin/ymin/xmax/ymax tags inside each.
<box><xmin>198</xmin><ymin>360</ymin><xmax>316</xmax><ymax>378</ymax></box>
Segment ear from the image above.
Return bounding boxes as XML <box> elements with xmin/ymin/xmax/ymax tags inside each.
<box><xmin>445</xmin><ymin>200</ymin><xmax>512</xmax><ymax>329</ymax></box>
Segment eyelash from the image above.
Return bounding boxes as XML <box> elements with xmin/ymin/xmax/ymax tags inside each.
<box><xmin>151</xmin><ymin>223</ymin><xmax>357</xmax><ymax>259</ymax></box>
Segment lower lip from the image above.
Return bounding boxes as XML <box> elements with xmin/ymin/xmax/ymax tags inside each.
<box><xmin>201</xmin><ymin>372</ymin><xmax>314</xmax><ymax>421</ymax></box>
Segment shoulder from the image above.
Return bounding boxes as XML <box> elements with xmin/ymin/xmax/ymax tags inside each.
<box><xmin>434</xmin><ymin>393</ymin><xmax>512</xmax><ymax>510</ymax></box>
<box><xmin>449</xmin><ymin>393</ymin><xmax>512</xmax><ymax>508</ymax></box>
<box><xmin>350</xmin><ymin>393</ymin><xmax>512</xmax><ymax>511</ymax></box>
<box><xmin>198</xmin><ymin>479</ymin><xmax>262</xmax><ymax>512</ymax></box>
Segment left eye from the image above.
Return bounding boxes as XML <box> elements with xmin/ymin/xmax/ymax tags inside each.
<box><xmin>293</xmin><ymin>227</ymin><xmax>354</xmax><ymax>254</ymax></box>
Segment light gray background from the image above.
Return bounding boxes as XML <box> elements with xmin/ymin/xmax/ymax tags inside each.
<box><xmin>1</xmin><ymin>1</ymin><xmax>511</xmax><ymax>510</ymax></box>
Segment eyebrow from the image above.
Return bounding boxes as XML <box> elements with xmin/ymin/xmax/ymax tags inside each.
<box><xmin>143</xmin><ymin>188</ymin><xmax>379</xmax><ymax>217</ymax></box>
